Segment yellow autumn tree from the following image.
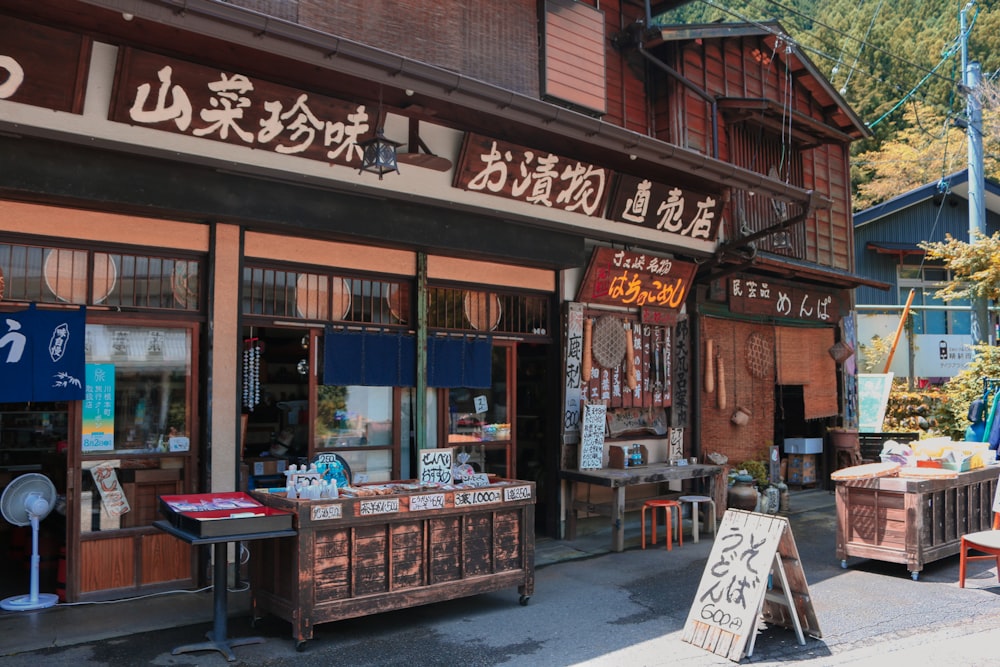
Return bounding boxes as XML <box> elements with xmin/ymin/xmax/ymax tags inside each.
<box><xmin>919</xmin><ymin>231</ymin><xmax>1000</xmax><ymax>302</ymax></box>
<box><xmin>852</xmin><ymin>103</ymin><xmax>970</xmax><ymax>211</ymax></box>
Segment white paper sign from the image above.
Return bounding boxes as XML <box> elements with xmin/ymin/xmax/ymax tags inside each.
<box><xmin>311</xmin><ymin>504</ymin><xmax>343</xmax><ymax>521</ymax></box>
<box><xmin>168</xmin><ymin>436</ymin><xmax>190</xmax><ymax>452</ymax></box>
<box><xmin>409</xmin><ymin>493</ymin><xmax>446</xmax><ymax>511</ymax></box>
<box><xmin>418</xmin><ymin>448</ymin><xmax>453</xmax><ymax>484</ymax></box>
<box><xmin>360</xmin><ymin>498</ymin><xmax>400</xmax><ymax>515</ymax></box>
<box><xmin>474</xmin><ymin>395</ymin><xmax>489</xmax><ymax>413</ymax></box>
<box><xmin>503</xmin><ymin>485</ymin><xmax>532</xmax><ymax>502</ymax></box>
<box><xmin>455</xmin><ymin>489</ymin><xmax>502</xmax><ymax>506</ymax></box>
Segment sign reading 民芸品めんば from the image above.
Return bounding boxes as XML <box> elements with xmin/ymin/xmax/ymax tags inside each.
<box><xmin>728</xmin><ymin>275</ymin><xmax>843</xmax><ymax>323</ymax></box>
<box><xmin>575</xmin><ymin>247</ymin><xmax>697</xmax><ymax>310</ymax></box>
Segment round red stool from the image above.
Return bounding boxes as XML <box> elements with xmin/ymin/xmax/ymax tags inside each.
<box><xmin>641</xmin><ymin>499</ymin><xmax>682</xmax><ymax>550</ymax></box>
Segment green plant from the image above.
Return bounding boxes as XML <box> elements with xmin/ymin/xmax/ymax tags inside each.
<box><xmin>737</xmin><ymin>458</ymin><xmax>769</xmax><ymax>489</ymax></box>
<box><xmin>937</xmin><ymin>344</ymin><xmax>1000</xmax><ymax>439</ymax></box>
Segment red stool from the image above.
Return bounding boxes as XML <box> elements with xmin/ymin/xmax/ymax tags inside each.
<box><xmin>641</xmin><ymin>499</ymin><xmax>682</xmax><ymax>550</ymax></box>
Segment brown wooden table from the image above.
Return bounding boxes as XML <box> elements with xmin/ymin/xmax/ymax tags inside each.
<box><xmin>560</xmin><ymin>463</ymin><xmax>723</xmax><ymax>552</ymax></box>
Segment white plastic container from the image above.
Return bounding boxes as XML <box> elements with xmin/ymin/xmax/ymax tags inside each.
<box><xmin>784</xmin><ymin>437</ymin><xmax>823</xmax><ymax>454</ymax></box>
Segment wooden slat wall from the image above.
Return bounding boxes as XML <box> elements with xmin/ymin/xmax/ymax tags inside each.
<box><xmin>602</xmin><ymin>0</ymin><xmax>648</xmax><ymax>133</ymax></box>
<box><xmin>543</xmin><ymin>0</ymin><xmax>606</xmax><ymax>114</ymax></box>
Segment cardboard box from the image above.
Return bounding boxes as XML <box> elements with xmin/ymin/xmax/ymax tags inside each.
<box><xmin>787</xmin><ymin>454</ymin><xmax>817</xmax><ymax>484</ymax></box>
<box><xmin>246</xmin><ymin>457</ymin><xmax>288</xmax><ymax>477</ymax></box>
<box><xmin>784</xmin><ymin>437</ymin><xmax>823</xmax><ymax>454</ymax></box>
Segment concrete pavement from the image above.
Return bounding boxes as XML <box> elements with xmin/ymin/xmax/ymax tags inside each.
<box><xmin>1</xmin><ymin>489</ymin><xmax>998</xmax><ymax>666</ymax></box>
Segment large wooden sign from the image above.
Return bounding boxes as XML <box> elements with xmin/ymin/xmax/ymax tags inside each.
<box><xmin>110</xmin><ymin>48</ymin><xmax>371</xmax><ymax>168</ymax></box>
<box><xmin>608</xmin><ymin>173</ymin><xmax>724</xmax><ymax>242</ymax></box>
<box><xmin>453</xmin><ymin>133</ymin><xmax>611</xmax><ymax>217</ymax></box>
<box><xmin>728</xmin><ymin>275</ymin><xmax>843</xmax><ymax>323</ymax></box>
<box><xmin>683</xmin><ymin>510</ymin><xmax>820</xmax><ymax>662</ymax></box>
<box><xmin>576</xmin><ymin>246</ymin><xmax>697</xmax><ymax>309</ymax></box>
<box><xmin>0</xmin><ymin>16</ymin><xmax>88</xmax><ymax>112</ymax></box>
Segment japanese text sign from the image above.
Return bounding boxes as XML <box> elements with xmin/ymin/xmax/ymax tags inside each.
<box><xmin>0</xmin><ymin>16</ymin><xmax>87</xmax><ymax>112</ymax></box>
<box><xmin>111</xmin><ymin>48</ymin><xmax>372</xmax><ymax>168</ymax></box>
<box><xmin>608</xmin><ymin>174</ymin><xmax>724</xmax><ymax>242</ymax></box>
<box><xmin>453</xmin><ymin>133</ymin><xmax>610</xmax><ymax>217</ymax></box>
<box><xmin>728</xmin><ymin>275</ymin><xmax>842</xmax><ymax>323</ymax></box>
<box><xmin>576</xmin><ymin>246</ymin><xmax>697</xmax><ymax>309</ymax></box>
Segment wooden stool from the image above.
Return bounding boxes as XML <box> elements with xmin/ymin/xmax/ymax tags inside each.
<box><xmin>641</xmin><ymin>499</ymin><xmax>682</xmax><ymax>550</ymax></box>
<box><xmin>678</xmin><ymin>495</ymin><xmax>717</xmax><ymax>543</ymax></box>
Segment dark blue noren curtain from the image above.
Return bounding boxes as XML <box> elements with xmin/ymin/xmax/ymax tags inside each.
<box><xmin>0</xmin><ymin>305</ymin><xmax>86</xmax><ymax>402</ymax></box>
<box><xmin>323</xmin><ymin>328</ymin><xmax>415</xmax><ymax>386</ymax></box>
<box><xmin>428</xmin><ymin>336</ymin><xmax>492</xmax><ymax>388</ymax></box>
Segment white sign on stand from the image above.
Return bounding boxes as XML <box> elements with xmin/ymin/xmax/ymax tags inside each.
<box><xmin>418</xmin><ymin>448</ymin><xmax>453</xmax><ymax>484</ymax></box>
<box><xmin>683</xmin><ymin>510</ymin><xmax>821</xmax><ymax>662</ymax></box>
<box><xmin>578</xmin><ymin>403</ymin><xmax>606</xmax><ymax>470</ymax></box>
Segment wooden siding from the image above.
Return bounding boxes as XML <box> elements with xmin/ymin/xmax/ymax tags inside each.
<box><xmin>602</xmin><ymin>0</ymin><xmax>649</xmax><ymax>134</ymax></box>
<box><xmin>543</xmin><ymin>0</ymin><xmax>606</xmax><ymax>114</ymax></box>
<box><xmin>648</xmin><ymin>34</ymin><xmax>854</xmax><ymax>271</ymax></box>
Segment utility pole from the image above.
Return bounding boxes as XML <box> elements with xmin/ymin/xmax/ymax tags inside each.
<box><xmin>962</xmin><ymin>1</ymin><xmax>990</xmax><ymax>345</ymax></box>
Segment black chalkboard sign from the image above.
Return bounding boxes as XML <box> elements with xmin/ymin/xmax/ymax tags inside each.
<box><xmin>579</xmin><ymin>403</ymin><xmax>606</xmax><ymax>470</ymax></box>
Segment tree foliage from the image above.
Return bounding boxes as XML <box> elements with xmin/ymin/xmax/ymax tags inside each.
<box><xmin>919</xmin><ymin>231</ymin><xmax>1000</xmax><ymax>303</ymax></box>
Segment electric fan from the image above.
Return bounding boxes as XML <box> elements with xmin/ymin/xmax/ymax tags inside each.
<box><xmin>1</xmin><ymin>473</ymin><xmax>59</xmax><ymax>611</ymax></box>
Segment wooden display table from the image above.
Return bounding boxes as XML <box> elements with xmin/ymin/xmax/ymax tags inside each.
<box><xmin>248</xmin><ymin>480</ymin><xmax>535</xmax><ymax>650</ymax></box>
<box><xmin>560</xmin><ymin>463</ymin><xmax>723</xmax><ymax>552</ymax></box>
<box><xmin>835</xmin><ymin>465</ymin><xmax>999</xmax><ymax>580</ymax></box>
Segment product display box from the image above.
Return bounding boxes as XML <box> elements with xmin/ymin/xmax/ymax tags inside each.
<box><xmin>159</xmin><ymin>492</ymin><xmax>294</xmax><ymax>538</ymax></box>
<box><xmin>787</xmin><ymin>454</ymin><xmax>817</xmax><ymax>484</ymax></box>
<box><xmin>784</xmin><ymin>437</ymin><xmax>823</xmax><ymax>454</ymax></box>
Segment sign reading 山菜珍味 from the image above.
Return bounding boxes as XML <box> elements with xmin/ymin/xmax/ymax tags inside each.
<box><xmin>575</xmin><ymin>247</ymin><xmax>697</xmax><ymax>310</ymax></box>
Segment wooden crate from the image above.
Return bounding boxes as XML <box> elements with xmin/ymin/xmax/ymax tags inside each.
<box><xmin>835</xmin><ymin>467</ymin><xmax>998</xmax><ymax>579</ymax></box>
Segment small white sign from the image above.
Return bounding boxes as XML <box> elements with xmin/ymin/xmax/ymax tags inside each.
<box><xmin>503</xmin><ymin>485</ymin><xmax>532</xmax><ymax>502</ymax></box>
<box><xmin>455</xmin><ymin>489</ymin><xmax>502</xmax><ymax>506</ymax></box>
<box><xmin>360</xmin><ymin>498</ymin><xmax>400</xmax><ymax>515</ymax></box>
<box><xmin>311</xmin><ymin>504</ymin><xmax>343</xmax><ymax>521</ymax></box>
<box><xmin>418</xmin><ymin>448</ymin><xmax>453</xmax><ymax>484</ymax></box>
<box><xmin>409</xmin><ymin>493</ymin><xmax>446</xmax><ymax>511</ymax></box>
<box><xmin>466</xmin><ymin>473</ymin><xmax>491</xmax><ymax>488</ymax></box>
<box><xmin>474</xmin><ymin>394</ymin><xmax>489</xmax><ymax>413</ymax></box>
<box><xmin>168</xmin><ymin>436</ymin><xmax>190</xmax><ymax>452</ymax></box>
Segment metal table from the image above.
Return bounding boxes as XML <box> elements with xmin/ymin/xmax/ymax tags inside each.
<box><xmin>560</xmin><ymin>463</ymin><xmax>723</xmax><ymax>552</ymax></box>
<box><xmin>153</xmin><ymin>520</ymin><xmax>297</xmax><ymax>661</ymax></box>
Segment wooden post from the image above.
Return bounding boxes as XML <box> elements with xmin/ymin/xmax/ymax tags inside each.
<box><xmin>883</xmin><ymin>288</ymin><xmax>915</xmax><ymax>374</ymax></box>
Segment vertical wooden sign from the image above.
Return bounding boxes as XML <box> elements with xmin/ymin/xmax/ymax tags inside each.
<box><xmin>683</xmin><ymin>510</ymin><xmax>820</xmax><ymax>661</ymax></box>
<box><xmin>578</xmin><ymin>403</ymin><xmax>607</xmax><ymax>470</ymax></box>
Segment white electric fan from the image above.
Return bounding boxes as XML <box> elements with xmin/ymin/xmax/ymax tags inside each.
<box><xmin>1</xmin><ymin>473</ymin><xmax>59</xmax><ymax>611</ymax></box>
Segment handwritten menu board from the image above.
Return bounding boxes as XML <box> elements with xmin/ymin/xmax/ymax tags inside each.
<box><xmin>683</xmin><ymin>510</ymin><xmax>819</xmax><ymax>661</ymax></box>
<box><xmin>418</xmin><ymin>448</ymin><xmax>454</xmax><ymax>484</ymax></box>
<box><xmin>579</xmin><ymin>403</ymin><xmax>607</xmax><ymax>470</ymax></box>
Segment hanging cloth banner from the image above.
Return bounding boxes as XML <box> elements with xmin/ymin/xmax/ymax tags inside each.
<box><xmin>427</xmin><ymin>336</ymin><xmax>492</xmax><ymax>388</ymax></box>
<box><xmin>0</xmin><ymin>304</ymin><xmax>86</xmax><ymax>403</ymax></box>
<box><xmin>322</xmin><ymin>328</ymin><xmax>416</xmax><ymax>387</ymax></box>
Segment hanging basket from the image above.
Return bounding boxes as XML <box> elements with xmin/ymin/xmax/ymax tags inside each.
<box><xmin>828</xmin><ymin>340</ymin><xmax>854</xmax><ymax>365</ymax></box>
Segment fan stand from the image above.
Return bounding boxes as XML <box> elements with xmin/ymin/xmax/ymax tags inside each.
<box><xmin>1</xmin><ymin>511</ymin><xmax>58</xmax><ymax>611</ymax></box>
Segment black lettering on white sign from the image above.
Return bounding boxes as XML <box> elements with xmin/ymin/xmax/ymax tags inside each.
<box><xmin>503</xmin><ymin>485</ymin><xmax>532</xmax><ymax>502</ymax></box>
<box><xmin>311</xmin><ymin>504</ymin><xmax>343</xmax><ymax>521</ymax></box>
<box><xmin>454</xmin><ymin>489</ymin><xmax>502</xmax><ymax>506</ymax></box>
<box><xmin>359</xmin><ymin>498</ymin><xmax>400</xmax><ymax>515</ymax></box>
<box><xmin>409</xmin><ymin>493</ymin><xmax>446</xmax><ymax>511</ymax></box>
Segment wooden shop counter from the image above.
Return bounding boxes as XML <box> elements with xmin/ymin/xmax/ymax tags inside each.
<box><xmin>835</xmin><ymin>465</ymin><xmax>999</xmax><ymax>580</ymax></box>
<box><xmin>248</xmin><ymin>480</ymin><xmax>535</xmax><ymax>649</ymax></box>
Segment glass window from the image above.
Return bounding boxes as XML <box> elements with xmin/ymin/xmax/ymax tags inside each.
<box><xmin>83</xmin><ymin>325</ymin><xmax>192</xmax><ymax>455</ymax></box>
<box><xmin>446</xmin><ymin>346</ymin><xmax>511</xmax><ymax>477</ymax></box>
<box><xmin>315</xmin><ymin>385</ymin><xmax>394</xmax><ymax>482</ymax></box>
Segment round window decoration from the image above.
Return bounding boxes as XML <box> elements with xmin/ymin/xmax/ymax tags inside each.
<box><xmin>44</xmin><ymin>249</ymin><xmax>117</xmax><ymax>304</ymax></box>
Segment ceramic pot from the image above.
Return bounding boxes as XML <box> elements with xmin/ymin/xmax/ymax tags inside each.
<box><xmin>728</xmin><ymin>473</ymin><xmax>758</xmax><ymax>511</ymax></box>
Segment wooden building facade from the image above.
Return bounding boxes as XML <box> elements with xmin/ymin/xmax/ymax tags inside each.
<box><xmin>0</xmin><ymin>0</ymin><xmax>870</xmax><ymax>608</ymax></box>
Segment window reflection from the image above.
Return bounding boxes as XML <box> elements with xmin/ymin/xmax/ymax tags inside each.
<box><xmin>315</xmin><ymin>385</ymin><xmax>393</xmax><ymax>481</ymax></box>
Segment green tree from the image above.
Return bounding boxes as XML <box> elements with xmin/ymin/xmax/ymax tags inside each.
<box><xmin>919</xmin><ymin>231</ymin><xmax>1000</xmax><ymax>303</ymax></box>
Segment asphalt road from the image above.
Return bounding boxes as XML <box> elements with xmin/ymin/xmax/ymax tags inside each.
<box><xmin>3</xmin><ymin>499</ymin><xmax>999</xmax><ymax>666</ymax></box>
